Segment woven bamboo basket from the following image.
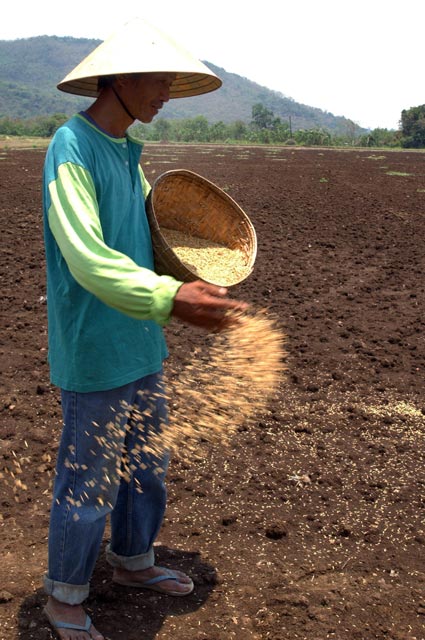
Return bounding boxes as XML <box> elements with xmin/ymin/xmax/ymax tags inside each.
<box><xmin>146</xmin><ymin>170</ymin><xmax>257</xmax><ymax>286</ymax></box>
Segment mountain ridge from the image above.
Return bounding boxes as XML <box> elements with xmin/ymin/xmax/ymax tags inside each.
<box><xmin>0</xmin><ymin>36</ymin><xmax>366</xmax><ymax>134</ymax></box>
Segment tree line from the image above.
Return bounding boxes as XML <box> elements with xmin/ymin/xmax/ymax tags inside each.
<box><xmin>1</xmin><ymin>103</ymin><xmax>424</xmax><ymax>148</ymax></box>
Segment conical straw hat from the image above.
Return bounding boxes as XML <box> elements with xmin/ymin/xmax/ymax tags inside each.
<box><xmin>57</xmin><ymin>17</ymin><xmax>222</xmax><ymax>99</ymax></box>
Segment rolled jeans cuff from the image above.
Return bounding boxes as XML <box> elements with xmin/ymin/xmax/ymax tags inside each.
<box><xmin>105</xmin><ymin>544</ymin><xmax>155</xmax><ymax>571</ymax></box>
<box><xmin>43</xmin><ymin>575</ymin><xmax>89</xmax><ymax>605</ymax></box>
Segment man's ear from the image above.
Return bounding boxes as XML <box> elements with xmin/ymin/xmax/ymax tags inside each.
<box><xmin>115</xmin><ymin>74</ymin><xmax>131</xmax><ymax>88</ymax></box>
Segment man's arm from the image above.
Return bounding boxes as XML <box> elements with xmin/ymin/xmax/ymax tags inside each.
<box><xmin>47</xmin><ymin>161</ymin><xmax>181</xmax><ymax>324</ymax></box>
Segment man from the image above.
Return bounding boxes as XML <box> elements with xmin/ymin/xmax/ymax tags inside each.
<box><xmin>42</xmin><ymin>18</ymin><xmax>243</xmax><ymax>639</ymax></box>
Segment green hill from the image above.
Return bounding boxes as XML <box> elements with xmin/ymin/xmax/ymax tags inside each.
<box><xmin>0</xmin><ymin>36</ymin><xmax>364</xmax><ymax>134</ymax></box>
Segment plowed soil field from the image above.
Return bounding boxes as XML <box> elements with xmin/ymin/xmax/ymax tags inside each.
<box><xmin>1</xmin><ymin>143</ymin><xmax>425</xmax><ymax>640</ymax></box>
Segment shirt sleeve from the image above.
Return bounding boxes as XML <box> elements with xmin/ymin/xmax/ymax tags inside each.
<box><xmin>139</xmin><ymin>165</ymin><xmax>152</xmax><ymax>199</ymax></box>
<box><xmin>46</xmin><ymin>161</ymin><xmax>182</xmax><ymax>324</ymax></box>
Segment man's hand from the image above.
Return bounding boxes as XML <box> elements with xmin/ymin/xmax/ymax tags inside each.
<box><xmin>171</xmin><ymin>280</ymin><xmax>247</xmax><ymax>331</ymax></box>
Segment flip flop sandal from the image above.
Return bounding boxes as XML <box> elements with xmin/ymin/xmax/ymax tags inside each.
<box><xmin>44</xmin><ymin>607</ymin><xmax>94</xmax><ymax>637</ymax></box>
<box><xmin>113</xmin><ymin>567</ymin><xmax>194</xmax><ymax>596</ymax></box>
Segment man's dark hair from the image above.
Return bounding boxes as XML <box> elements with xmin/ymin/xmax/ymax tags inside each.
<box><xmin>97</xmin><ymin>75</ymin><xmax>116</xmax><ymax>90</ymax></box>
<box><xmin>98</xmin><ymin>73</ymin><xmax>144</xmax><ymax>91</ymax></box>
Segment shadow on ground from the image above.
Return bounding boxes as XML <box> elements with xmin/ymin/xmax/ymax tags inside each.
<box><xmin>17</xmin><ymin>545</ymin><xmax>216</xmax><ymax>640</ymax></box>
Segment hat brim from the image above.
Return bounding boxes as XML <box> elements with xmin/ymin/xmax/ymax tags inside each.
<box><xmin>58</xmin><ymin>71</ymin><xmax>221</xmax><ymax>99</ymax></box>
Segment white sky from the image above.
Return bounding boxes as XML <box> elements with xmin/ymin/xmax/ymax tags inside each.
<box><xmin>1</xmin><ymin>0</ymin><xmax>424</xmax><ymax>130</ymax></box>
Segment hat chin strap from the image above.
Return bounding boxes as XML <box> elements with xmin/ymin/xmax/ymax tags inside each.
<box><xmin>111</xmin><ymin>86</ymin><xmax>137</xmax><ymax>121</ymax></box>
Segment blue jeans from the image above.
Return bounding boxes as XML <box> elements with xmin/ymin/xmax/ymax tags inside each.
<box><xmin>43</xmin><ymin>372</ymin><xmax>169</xmax><ymax>605</ymax></box>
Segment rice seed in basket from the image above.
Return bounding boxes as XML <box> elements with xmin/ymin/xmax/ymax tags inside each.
<box><xmin>160</xmin><ymin>227</ymin><xmax>248</xmax><ymax>283</ymax></box>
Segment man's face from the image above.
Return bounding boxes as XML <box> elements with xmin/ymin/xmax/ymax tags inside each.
<box><xmin>120</xmin><ymin>72</ymin><xmax>176</xmax><ymax>123</ymax></box>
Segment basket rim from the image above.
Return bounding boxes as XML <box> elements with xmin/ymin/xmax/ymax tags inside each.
<box><xmin>146</xmin><ymin>169</ymin><xmax>257</xmax><ymax>285</ymax></box>
<box><xmin>151</xmin><ymin>169</ymin><xmax>257</xmax><ymax>252</ymax></box>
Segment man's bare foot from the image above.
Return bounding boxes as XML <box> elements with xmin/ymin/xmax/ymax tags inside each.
<box><xmin>44</xmin><ymin>597</ymin><xmax>104</xmax><ymax>640</ymax></box>
<box><xmin>113</xmin><ymin>565</ymin><xmax>194</xmax><ymax>595</ymax></box>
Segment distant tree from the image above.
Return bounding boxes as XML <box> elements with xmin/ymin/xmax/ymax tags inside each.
<box><xmin>153</xmin><ymin>118</ymin><xmax>172</xmax><ymax>142</ymax></box>
<box><xmin>271</xmin><ymin>119</ymin><xmax>291</xmax><ymax>142</ymax></box>
<box><xmin>294</xmin><ymin>128</ymin><xmax>332</xmax><ymax>146</ymax></box>
<box><xmin>0</xmin><ymin>116</ymin><xmax>25</xmax><ymax>135</ymax></box>
<box><xmin>0</xmin><ymin>113</ymin><xmax>67</xmax><ymax>137</ymax></box>
<box><xmin>358</xmin><ymin>128</ymin><xmax>401</xmax><ymax>148</ymax></box>
<box><xmin>179</xmin><ymin>116</ymin><xmax>210</xmax><ymax>142</ymax></box>
<box><xmin>251</xmin><ymin>103</ymin><xmax>275</xmax><ymax>130</ymax></box>
<box><xmin>32</xmin><ymin>113</ymin><xmax>68</xmax><ymax>137</ymax></box>
<box><xmin>400</xmin><ymin>105</ymin><xmax>425</xmax><ymax>148</ymax></box>
<box><xmin>227</xmin><ymin>120</ymin><xmax>248</xmax><ymax>140</ymax></box>
<box><xmin>209</xmin><ymin>121</ymin><xmax>227</xmax><ymax>141</ymax></box>
<box><xmin>250</xmin><ymin>104</ymin><xmax>292</xmax><ymax>143</ymax></box>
